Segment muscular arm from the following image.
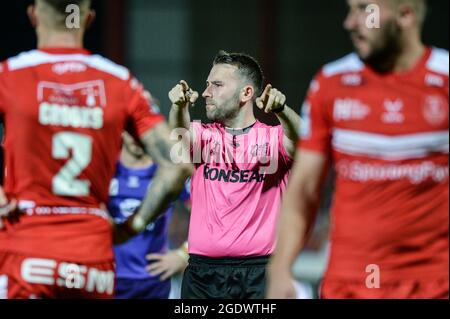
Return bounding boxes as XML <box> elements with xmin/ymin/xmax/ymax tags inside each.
<box><xmin>114</xmin><ymin>122</ymin><xmax>193</xmax><ymax>243</ymax></box>
<box><xmin>169</xmin><ymin>103</ymin><xmax>191</xmax><ymax>131</ymax></box>
<box><xmin>274</xmin><ymin>105</ymin><xmax>301</xmax><ymax>159</ymax></box>
<box><xmin>267</xmin><ymin>150</ymin><xmax>328</xmax><ymax>298</ymax></box>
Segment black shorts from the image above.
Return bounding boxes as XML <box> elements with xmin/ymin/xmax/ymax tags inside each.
<box><xmin>181</xmin><ymin>254</ymin><xmax>269</xmax><ymax>299</ymax></box>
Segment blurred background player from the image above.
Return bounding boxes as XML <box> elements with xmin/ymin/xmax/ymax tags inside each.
<box><xmin>0</xmin><ymin>0</ymin><xmax>191</xmax><ymax>299</ymax></box>
<box><xmin>267</xmin><ymin>0</ymin><xmax>449</xmax><ymax>299</ymax></box>
<box><xmin>168</xmin><ymin>51</ymin><xmax>300</xmax><ymax>299</ymax></box>
<box><xmin>109</xmin><ymin>129</ymin><xmax>190</xmax><ymax>299</ymax></box>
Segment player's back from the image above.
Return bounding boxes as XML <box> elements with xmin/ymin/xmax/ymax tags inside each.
<box><xmin>0</xmin><ymin>48</ymin><xmax>163</xmax><ymax>262</ymax></box>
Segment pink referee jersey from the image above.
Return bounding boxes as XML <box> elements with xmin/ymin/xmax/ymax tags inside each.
<box><xmin>188</xmin><ymin>121</ymin><xmax>293</xmax><ymax>257</ymax></box>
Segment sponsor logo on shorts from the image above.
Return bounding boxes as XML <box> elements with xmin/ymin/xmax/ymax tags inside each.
<box><xmin>23</xmin><ymin>206</ymin><xmax>109</xmax><ymax>220</ymax></box>
<box><xmin>20</xmin><ymin>258</ymin><xmax>114</xmax><ymax>295</ymax></box>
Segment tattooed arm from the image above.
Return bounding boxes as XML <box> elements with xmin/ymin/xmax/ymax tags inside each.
<box><xmin>114</xmin><ymin>122</ymin><xmax>193</xmax><ymax>244</ymax></box>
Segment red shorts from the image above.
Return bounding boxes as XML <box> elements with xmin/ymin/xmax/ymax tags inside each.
<box><xmin>320</xmin><ymin>277</ymin><xmax>449</xmax><ymax>299</ymax></box>
<box><xmin>0</xmin><ymin>251</ymin><xmax>115</xmax><ymax>299</ymax></box>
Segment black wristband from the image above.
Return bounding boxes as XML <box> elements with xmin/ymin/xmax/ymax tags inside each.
<box><xmin>273</xmin><ymin>104</ymin><xmax>285</xmax><ymax>113</ymax></box>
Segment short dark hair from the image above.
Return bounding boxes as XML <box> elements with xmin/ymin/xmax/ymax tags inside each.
<box><xmin>390</xmin><ymin>0</ymin><xmax>428</xmax><ymax>28</ymax></box>
<box><xmin>213</xmin><ymin>50</ymin><xmax>264</xmax><ymax>98</ymax></box>
<box><xmin>41</xmin><ymin>0</ymin><xmax>91</xmax><ymax>14</ymax></box>
<box><xmin>38</xmin><ymin>0</ymin><xmax>91</xmax><ymax>30</ymax></box>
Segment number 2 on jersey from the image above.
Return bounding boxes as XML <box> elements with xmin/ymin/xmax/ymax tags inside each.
<box><xmin>52</xmin><ymin>132</ymin><xmax>93</xmax><ymax>196</ymax></box>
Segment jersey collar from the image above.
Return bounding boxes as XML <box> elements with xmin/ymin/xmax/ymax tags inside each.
<box><xmin>38</xmin><ymin>47</ymin><xmax>91</xmax><ymax>55</ymax></box>
<box><xmin>364</xmin><ymin>46</ymin><xmax>432</xmax><ymax>78</ymax></box>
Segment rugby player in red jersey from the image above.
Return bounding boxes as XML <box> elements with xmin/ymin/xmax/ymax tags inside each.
<box><xmin>0</xmin><ymin>0</ymin><xmax>191</xmax><ymax>298</ymax></box>
<box><xmin>267</xmin><ymin>0</ymin><xmax>448</xmax><ymax>299</ymax></box>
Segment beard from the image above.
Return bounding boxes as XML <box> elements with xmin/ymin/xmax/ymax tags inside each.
<box><xmin>206</xmin><ymin>91</ymin><xmax>241</xmax><ymax>124</ymax></box>
<box><xmin>356</xmin><ymin>19</ymin><xmax>402</xmax><ymax>72</ymax></box>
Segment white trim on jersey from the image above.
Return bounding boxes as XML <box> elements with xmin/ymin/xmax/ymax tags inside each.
<box><xmin>0</xmin><ymin>275</ymin><xmax>7</xmax><ymax>299</ymax></box>
<box><xmin>322</xmin><ymin>53</ymin><xmax>365</xmax><ymax>77</ymax></box>
<box><xmin>332</xmin><ymin>129</ymin><xmax>449</xmax><ymax>161</ymax></box>
<box><xmin>7</xmin><ymin>50</ymin><xmax>130</xmax><ymax>80</ymax></box>
<box><xmin>427</xmin><ymin>48</ymin><xmax>449</xmax><ymax>76</ymax></box>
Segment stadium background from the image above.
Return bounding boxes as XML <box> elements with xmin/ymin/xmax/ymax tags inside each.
<box><xmin>1</xmin><ymin>0</ymin><xmax>449</xmax><ymax>297</ymax></box>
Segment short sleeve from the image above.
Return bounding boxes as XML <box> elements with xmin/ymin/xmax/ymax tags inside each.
<box><xmin>190</xmin><ymin>121</ymin><xmax>207</xmax><ymax>163</ymax></box>
<box><xmin>276</xmin><ymin>125</ymin><xmax>294</xmax><ymax>166</ymax></box>
<box><xmin>190</xmin><ymin>121</ymin><xmax>205</xmax><ymax>149</ymax></box>
<box><xmin>125</xmin><ymin>77</ymin><xmax>165</xmax><ymax>139</ymax></box>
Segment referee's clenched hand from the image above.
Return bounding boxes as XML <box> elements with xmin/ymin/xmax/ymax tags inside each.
<box><xmin>169</xmin><ymin>80</ymin><xmax>199</xmax><ymax>108</ymax></box>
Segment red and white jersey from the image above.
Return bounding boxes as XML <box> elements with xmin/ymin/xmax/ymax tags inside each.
<box><xmin>300</xmin><ymin>47</ymin><xmax>449</xmax><ymax>282</ymax></box>
<box><xmin>0</xmin><ymin>48</ymin><xmax>164</xmax><ymax>262</ymax></box>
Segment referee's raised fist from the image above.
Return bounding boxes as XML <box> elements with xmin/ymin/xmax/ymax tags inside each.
<box><xmin>169</xmin><ymin>80</ymin><xmax>198</xmax><ymax>107</ymax></box>
<box><xmin>256</xmin><ymin>84</ymin><xmax>286</xmax><ymax>114</ymax></box>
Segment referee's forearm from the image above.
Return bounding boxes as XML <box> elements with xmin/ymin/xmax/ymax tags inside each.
<box><xmin>169</xmin><ymin>104</ymin><xmax>191</xmax><ymax>131</ymax></box>
<box><xmin>133</xmin><ymin>163</ymin><xmax>191</xmax><ymax>231</ymax></box>
<box><xmin>274</xmin><ymin>105</ymin><xmax>300</xmax><ymax>144</ymax></box>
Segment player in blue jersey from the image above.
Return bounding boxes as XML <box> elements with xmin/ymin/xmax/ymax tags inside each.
<box><xmin>109</xmin><ymin>131</ymin><xmax>190</xmax><ymax>299</ymax></box>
